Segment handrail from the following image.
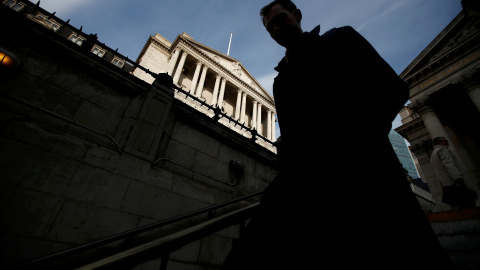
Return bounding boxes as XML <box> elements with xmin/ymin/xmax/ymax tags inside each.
<box><xmin>7</xmin><ymin>191</ymin><xmax>263</xmax><ymax>270</ymax></box>
<box><xmin>74</xmin><ymin>203</ymin><xmax>260</xmax><ymax>270</ymax></box>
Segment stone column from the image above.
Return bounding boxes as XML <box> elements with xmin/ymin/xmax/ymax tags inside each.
<box><xmin>257</xmin><ymin>103</ymin><xmax>262</xmax><ymax>134</ymax></box>
<box><xmin>234</xmin><ymin>89</ymin><xmax>242</xmax><ymax>120</ymax></box>
<box><xmin>217</xmin><ymin>78</ymin><xmax>226</xmax><ymax>109</ymax></box>
<box><xmin>211</xmin><ymin>75</ymin><xmax>221</xmax><ymax>106</ymax></box>
<box><xmin>464</xmin><ymin>79</ymin><xmax>480</xmax><ymax>112</ymax></box>
<box><xmin>271</xmin><ymin>112</ymin><xmax>276</xmax><ymax>140</ymax></box>
<box><xmin>195</xmin><ymin>65</ymin><xmax>208</xmax><ymax>97</ymax></box>
<box><xmin>166</xmin><ymin>48</ymin><xmax>180</xmax><ymax>75</ymax></box>
<box><xmin>190</xmin><ymin>61</ymin><xmax>202</xmax><ymax>94</ymax></box>
<box><xmin>252</xmin><ymin>100</ymin><xmax>257</xmax><ymax>129</ymax></box>
<box><xmin>240</xmin><ymin>92</ymin><xmax>247</xmax><ymax>124</ymax></box>
<box><xmin>172</xmin><ymin>51</ymin><xmax>187</xmax><ymax>85</ymax></box>
<box><xmin>408</xmin><ymin>98</ymin><xmax>447</xmax><ymax>139</ymax></box>
<box><xmin>267</xmin><ymin>110</ymin><xmax>272</xmax><ymax>140</ymax></box>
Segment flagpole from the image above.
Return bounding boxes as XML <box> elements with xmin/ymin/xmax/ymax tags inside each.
<box><xmin>227</xmin><ymin>31</ymin><xmax>233</xmax><ymax>56</ymax></box>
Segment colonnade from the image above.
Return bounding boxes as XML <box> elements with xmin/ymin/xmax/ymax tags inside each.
<box><xmin>407</xmin><ymin>76</ymin><xmax>480</xmax><ymax>211</ymax></box>
<box><xmin>408</xmin><ymin>76</ymin><xmax>480</xmax><ymax>141</ymax></box>
<box><xmin>165</xmin><ymin>47</ymin><xmax>276</xmax><ymax>141</ymax></box>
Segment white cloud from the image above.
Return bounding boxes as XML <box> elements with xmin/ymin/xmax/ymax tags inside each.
<box><xmin>356</xmin><ymin>0</ymin><xmax>413</xmax><ymax>31</ymax></box>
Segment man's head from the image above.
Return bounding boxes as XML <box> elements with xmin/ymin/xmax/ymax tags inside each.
<box><xmin>260</xmin><ymin>0</ymin><xmax>303</xmax><ymax>48</ymax></box>
<box><xmin>433</xmin><ymin>137</ymin><xmax>449</xmax><ymax>146</ymax></box>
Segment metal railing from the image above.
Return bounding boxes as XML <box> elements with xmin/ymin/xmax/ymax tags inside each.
<box><xmin>6</xmin><ymin>191</ymin><xmax>263</xmax><ymax>270</ymax></box>
<box><xmin>74</xmin><ymin>202</ymin><xmax>260</xmax><ymax>270</ymax></box>
<box><xmin>170</xmin><ymin>84</ymin><xmax>277</xmax><ymax>150</ymax></box>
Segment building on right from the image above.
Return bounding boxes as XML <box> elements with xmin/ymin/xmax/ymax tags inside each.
<box><xmin>388</xmin><ymin>129</ymin><xmax>420</xmax><ymax>180</ymax></box>
<box><xmin>395</xmin><ymin>1</ymin><xmax>480</xmax><ymax>211</ymax></box>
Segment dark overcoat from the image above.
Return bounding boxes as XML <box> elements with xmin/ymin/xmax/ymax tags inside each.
<box><xmin>222</xmin><ymin>26</ymin><xmax>453</xmax><ymax>269</ymax></box>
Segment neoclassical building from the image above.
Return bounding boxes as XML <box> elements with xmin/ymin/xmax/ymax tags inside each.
<box><xmin>133</xmin><ymin>33</ymin><xmax>277</xmax><ymax>152</ymax></box>
<box><xmin>395</xmin><ymin>4</ymin><xmax>480</xmax><ymax>211</ymax></box>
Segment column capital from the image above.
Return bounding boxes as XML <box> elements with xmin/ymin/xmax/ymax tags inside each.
<box><xmin>463</xmin><ymin>76</ymin><xmax>480</xmax><ymax>94</ymax></box>
<box><xmin>453</xmin><ymin>68</ymin><xmax>480</xmax><ymax>92</ymax></box>
<box><xmin>409</xmin><ymin>141</ymin><xmax>432</xmax><ymax>156</ymax></box>
<box><xmin>176</xmin><ymin>45</ymin><xmax>185</xmax><ymax>51</ymax></box>
<box><xmin>408</xmin><ymin>97</ymin><xmax>433</xmax><ymax>116</ymax></box>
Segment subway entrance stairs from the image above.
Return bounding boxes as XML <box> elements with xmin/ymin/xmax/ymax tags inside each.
<box><xmin>426</xmin><ymin>208</ymin><xmax>480</xmax><ymax>270</ymax></box>
<box><xmin>5</xmin><ymin>195</ymin><xmax>480</xmax><ymax>270</ymax></box>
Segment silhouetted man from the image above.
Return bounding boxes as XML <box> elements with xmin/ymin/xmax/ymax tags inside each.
<box><xmin>222</xmin><ymin>1</ymin><xmax>454</xmax><ymax>269</ymax></box>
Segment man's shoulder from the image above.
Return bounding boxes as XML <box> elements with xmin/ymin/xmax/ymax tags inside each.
<box><xmin>322</xmin><ymin>26</ymin><xmax>358</xmax><ymax>39</ymax></box>
<box><xmin>433</xmin><ymin>146</ymin><xmax>450</xmax><ymax>156</ymax></box>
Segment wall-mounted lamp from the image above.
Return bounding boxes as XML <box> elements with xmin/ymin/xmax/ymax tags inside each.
<box><xmin>229</xmin><ymin>160</ymin><xmax>245</xmax><ymax>174</ymax></box>
<box><xmin>0</xmin><ymin>47</ymin><xmax>20</xmax><ymax>69</ymax></box>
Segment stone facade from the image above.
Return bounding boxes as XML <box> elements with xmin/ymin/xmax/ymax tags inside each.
<box><xmin>132</xmin><ymin>32</ymin><xmax>277</xmax><ymax>151</ymax></box>
<box><xmin>395</xmin><ymin>6</ymin><xmax>480</xmax><ymax>212</ymax></box>
<box><xmin>0</xmin><ymin>2</ymin><xmax>278</xmax><ymax>269</ymax></box>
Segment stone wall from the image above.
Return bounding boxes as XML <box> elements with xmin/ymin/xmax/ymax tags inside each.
<box><xmin>0</xmin><ymin>8</ymin><xmax>278</xmax><ymax>269</ymax></box>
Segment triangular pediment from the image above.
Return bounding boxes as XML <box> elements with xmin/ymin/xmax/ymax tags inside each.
<box><xmin>400</xmin><ymin>11</ymin><xmax>478</xmax><ymax>82</ymax></box>
<box><xmin>171</xmin><ymin>33</ymin><xmax>274</xmax><ymax>104</ymax></box>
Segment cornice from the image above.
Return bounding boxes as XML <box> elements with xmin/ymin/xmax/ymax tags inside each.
<box><xmin>400</xmin><ymin>11</ymin><xmax>464</xmax><ymax>79</ymax></box>
<box><xmin>404</xmin><ymin>31</ymin><xmax>480</xmax><ymax>86</ymax></box>
<box><xmin>135</xmin><ymin>35</ymin><xmax>170</xmax><ymax>66</ymax></box>
<box><xmin>148</xmin><ymin>35</ymin><xmax>171</xmax><ymax>54</ymax></box>
<box><xmin>395</xmin><ymin>116</ymin><xmax>424</xmax><ymax>138</ymax></box>
<box><xmin>170</xmin><ymin>35</ymin><xmax>276</xmax><ymax>111</ymax></box>
<box><xmin>409</xmin><ymin>140</ymin><xmax>432</xmax><ymax>156</ymax></box>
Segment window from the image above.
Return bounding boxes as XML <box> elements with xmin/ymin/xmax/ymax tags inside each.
<box><xmin>36</xmin><ymin>14</ymin><xmax>60</xmax><ymax>31</ymax></box>
<box><xmin>3</xmin><ymin>0</ymin><xmax>24</xmax><ymax>11</ymax></box>
<box><xmin>111</xmin><ymin>57</ymin><xmax>125</xmax><ymax>68</ymax></box>
<box><xmin>68</xmin><ymin>34</ymin><xmax>85</xmax><ymax>46</ymax></box>
<box><xmin>91</xmin><ymin>46</ymin><xmax>105</xmax><ymax>58</ymax></box>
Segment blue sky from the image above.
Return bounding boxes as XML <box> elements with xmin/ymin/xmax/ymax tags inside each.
<box><xmin>30</xmin><ymin>0</ymin><xmax>463</xmax><ymax>137</ymax></box>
